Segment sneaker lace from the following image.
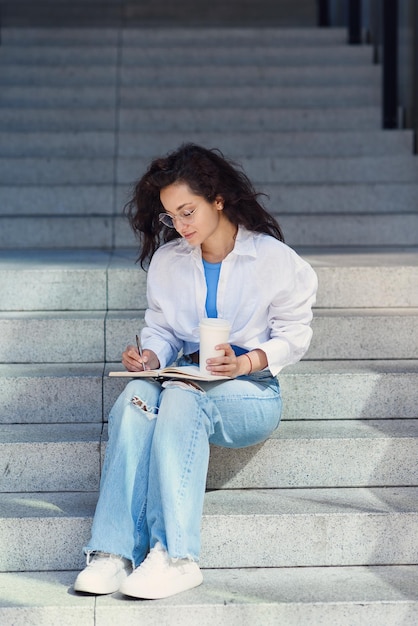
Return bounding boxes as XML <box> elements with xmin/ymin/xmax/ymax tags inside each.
<box><xmin>135</xmin><ymin>545</ymin><xmax>169</xmax><ymax>575</ymax></box>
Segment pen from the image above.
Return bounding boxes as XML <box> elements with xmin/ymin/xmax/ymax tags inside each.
<box><xmin>136</xmin><ymin>334</ymin><xmax>146</xmax><ymax>371</ymax></box>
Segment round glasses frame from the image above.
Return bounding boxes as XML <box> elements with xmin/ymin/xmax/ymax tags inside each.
<box><xmin>158</xmin><ymin>206</ymin><xmax>199</xmax><ymax>229</ymax></box>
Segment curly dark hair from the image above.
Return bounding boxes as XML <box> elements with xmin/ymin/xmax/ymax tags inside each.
<box><xmin>124</xmin><ymin>143</ymin><xmax>285</xmax><ymax>268</ymax></box>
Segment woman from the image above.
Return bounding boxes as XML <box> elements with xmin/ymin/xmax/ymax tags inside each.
<box><xmin>74</xmin><ymin>143</ymin><xmax>317</xmax><ymax>600</ymax></box>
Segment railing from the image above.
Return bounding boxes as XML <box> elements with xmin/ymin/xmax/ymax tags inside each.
<box><xmin>318</xmin><ymin>0</ymin><xmax>418</xmax><ymax>152</ymax></box>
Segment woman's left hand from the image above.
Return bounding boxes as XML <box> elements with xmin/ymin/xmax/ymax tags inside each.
<box><xmin>205</xmin><ymin>343</ymin><xmax>251</xmax><ymax>378</ymax></box>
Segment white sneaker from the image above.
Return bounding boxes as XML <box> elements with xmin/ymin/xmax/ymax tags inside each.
<box><xmin>119</xmin><ymin>542</ymin><xmax>203</xmax><ymax>599</ymax></box>
<box><xmin>74</xmin><ymin>552</ymin><xmax>132</xmax><ymax>594</ymax></box>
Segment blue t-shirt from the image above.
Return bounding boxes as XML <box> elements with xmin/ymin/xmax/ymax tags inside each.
<box><xmin>202</xmin><ymin>258</ymin><xmax>221</xmax><ymax>318</ymax></box>
<box><xmin>202</xmin><ymin>259</ymin><xmax>247</xmax><ymax>356</ymax></box>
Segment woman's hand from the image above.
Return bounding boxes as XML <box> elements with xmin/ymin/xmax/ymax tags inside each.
<box><xmin>206</xmin><ymin>345</ymin><xmax>268</xmax><ymax>378</ymax></box>
<box><xmin>205</xmin><ymin>344</ymin><xmax>249</xmax><ymax>378</ymax></box>
<box><xmin>122</xmin><ymin>345</ymin><xmax>160</xmax><ymax>372</ymax></box>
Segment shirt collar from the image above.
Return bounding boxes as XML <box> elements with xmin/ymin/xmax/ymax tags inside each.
<box><xmin>175</xmin><ymin>225</ymin><xmax>258</xmax><ymax>260</ymax></box>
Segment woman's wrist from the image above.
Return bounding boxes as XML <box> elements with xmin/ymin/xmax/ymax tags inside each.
<box><xmin>243</xmin><ymin>352</ymin><xmax>253</xmax><ymax>375</ymax></box>
<box><xmin>239</xmin><ymin>349</ymin><xmax>268</xmax><ymax>376</ymax></box>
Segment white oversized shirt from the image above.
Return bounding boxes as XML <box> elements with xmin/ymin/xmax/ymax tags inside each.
<box><xmin>141</xmin><ymin>226</ymin><xmax>318</xmax><ymax>376</ymax></box>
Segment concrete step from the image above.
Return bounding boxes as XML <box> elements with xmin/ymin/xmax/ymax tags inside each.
<box><xmin>1</xmin><ymin>27</ymin><xmax>349</xmax><ymax>47</ymax></box>
<box><xmin>0</xmin><ymin>85</ymin><xmax>117</xmax><ymax>108</ymax></box>
<box><xmin>0</xmin><ymin>217</ymin><xmax>114</xmax><ymax>249</ymax></box>
<box><xmin>0</xmin><ymin>106</ymin><xmax>382</xmax><ymax>132</ymax></box>
<box><xmin>262</xmin><ymin>182</ymin><xmax>418</xmax><ymax>214</ymax></box>
<box><xmin>119</xmin><ymin>64</ymin><xmax>379</xmax><ymax>87</ymax></box>
<box><xmin>280</xmin><ymin>360</ymin><xmax>418</xmax><ymax>421</ymax></box>
<box><xmin>115</xmin><ymin>210</ymin><xmax>418</xmax><ymax>248</ymax></box>
<box><xmin>276</xmin><ymin>213</ymin><xmax>418</xmax><ymax>247</ymax></box>
<box><xmin>0</xmin><ymin>132</ymin><xmax>116</xmax><ymax>158</ymax></box>
<box><xmin>0</xmin><ymin>0</ymin><xmax>318</xmax><ymax>28</ymax></box>
<box><xmin>0</xmin><ymin>157</ymin><xmax>114</xmax><ymax>184</ymax></box>
<box><xmin>0</xmin><ymin>84</ymin><xmax>380</xmax><ymax>109</ymax></box>
<box><xmin>0</xmin><ymin>181</ymin><xmax>415</xmax><ymax>220</ymax></box>
<box><xmin>103</xmin><ymin>309</ymin><xmax>418</xmax><ymax>363</ymax></box>
<box><xmin>0</xmin><ymin>44</ymin><xmax>373</xmax><ymax>66</ymax></box>
<box><xmin>0</xmin><ymin>26</ymin><xmax>121</xmax><ymax>46</ymax></box>
<box><xmin>120</xmin><ymin>27</ymin><xmax>348</xmax><ymax>47</ymax></box>
<box><xmin>3</xmin><ymin>308</ymin><xmax>412</xmax><ymax>364</ymax></box>
<box><xmin>1</xmin><ymin>211</ymin><xmax>416</xmax><ymax>249</ymax></box>
<box><xmin>0</xmin><ymin>249</ymin><xmax>111</xmax><ymax>310</ymax></box>
<box><xmin>309</xmin><ymin>309</ymin><xmax>418</xmax><ymax>360</ymax></box>
<box><xmin>0</xmin><ymin>185</ymin><xmax>114</xmax><ymax>216</ymax></box>
<box><xmin>114</xmin><ymin>130</ymin><xmax>412</xmax><ymax>161</ymax></box>
<box><xmin>0</xmin><ymin>424</ymin><xmax>102</xmax><ymax>493</ymax></box>
<box><xmin>2</xmin><ymin>360</ymin><xmax>417</xmax><ymax>424</ymax></box>
<box><xmin>0</xmin><ymin>110</ymin><xmax>116</xmax><ymax>131</ymax></box>
<box><xmin>0</xmin><ymin>311</ymin><xmax>106</xmax><ymax>363</ymax></box>
<box><xmin>118</xmin><ymin>108</ymin><xmax>382</xmax><ymax>132</ymax></box>
<box><xmin>2</xmin><ymin>248</ymin><xmax>417</xmax><ymax>311</ymax></box>
<box><xmin>1</xmin><ymin>420</ymin><xmax>417</xmax><ymax>493</ymax></box>
<box><xmin>117</xmin><ymin>130</ymin><xmax>409</xmax><ymax>157</ymax></box>
<box><xmin>0</xmin><ymin>65</ymin><xmax>121</xmax><ymax>87</ymax></box>
<box><xmin>2</xmin><ymin>130</ymin><xmax>411</xmax><ymax>158</ymax></box>
<box><xmin>0</xmin><ymin>64</ymin><xmax>379</xmax><ymax>87</ymax></box>
<box><xmin>5</xmin><ymin>153</ymin><xmax>418</xmax><ymax>186</ymax></box>
<box><xmin>1</xmin><ymin>566</ymin><xmax>417</xmax><ymax>625</ymax></box>
<box><xmin>1</xmin><ymin>487</ymin><xmax>417</xmax><ymax>571</ymax></box>
<box><xmin>121</xmin><ymin>46</ymin><xmax>373</xmax><ymax>67</ymax></box>
<box><xmin>119</xmin><ymin>85</ymin><xmax>380</xmax><ymax>108</ymax></box>
<box><xmin>0</xmin><ymin>364</ymin><xmax>104</xmax><ymax>424</ymax></box>
<box><xmin>0</xmin><ymin>46</ymin><xmax>120</xmax><ymax>65</ymax></box>
<box><xmin>230</xmin><ymin>155</ymin><xmax>418</xmax><ymax>184</ymax></box>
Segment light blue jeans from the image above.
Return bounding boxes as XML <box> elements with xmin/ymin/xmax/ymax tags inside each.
<box><xmin>84</xmin><ymin>369</ymin><xmax>282</xmax><ymax>566</ymax></box>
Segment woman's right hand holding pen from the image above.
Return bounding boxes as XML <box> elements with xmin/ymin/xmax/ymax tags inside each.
<box><xmin>122</xmin><ymin>345</ymin><xmax>160</xmax><ymax>372</ymax></box>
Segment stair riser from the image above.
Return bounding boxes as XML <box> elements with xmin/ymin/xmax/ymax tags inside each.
<box><xmin>279</xmin><ymin>368</ymin><xmax>418</xmax><ymax>420</ymax></box>
<box><xmin>2</xmin><ymin>261</ymin><xmax>417</xmax><ymax>311</ymax></box>
<box><xmin>279</xmin><ymin>214</ymin><xmax>418</xmax><ymax>247</ymax></box>
<box><xmin>1</xmin><ymin>443</ymin><xmax>100</xmax><ymax>492</ymax></box>
<box><xmin>309</xmin><ymin>314</ymin><xmax>418</xmax><ymax>360</ymax></box>
<box><xmin>2</xmin><ymin>214</ymin><xmax>417</xmax><ymax>249</ymax></box>
<box><xmin>4</xmin><ymin>130</ymin><xmax>411</xmax><ymax>158</ymax></box>
<box><xmin>1</xmin><ymin>155</ymin><xmax>416</xmax><ymax>185</ymax></box>
<box><xmin>1</xmin><ymin>511</ymin><xmax>417</xmax><ymax>571</ymax></box>
<box><xmin>0</xmin><ymin>269</ymin><xmax>109</xmax><ymax>311</ymax></box>
<box><xmin>0</xmin><ymin>86</ymin><xmax>380</xmax><ymax>109</ymax></box>
<box><xmin>0</xmin><ymin>109</ymin><xmax>381</xmax><ymax>132</ymax></box>
<box><xmin>1</xmin><ymin>435</ymin><xmax>417</xmax><ymax>493</ymax></box>
<box><xmin>0</xmin><ymin>183</ymin><xmax>416</xmax><ymax>217</ymax></box>
<box><xmin>118</xmin><ymin>155</ymin><xmax>418</xmax><ymax>184</ymax></box>
<box><xmin>117</xmin><ymin>130</ymin><xmax>409</xmax><ymax>157</ymax></box>
<box><xmin>2</xmin><ymin>364</ymin><xmax>417</xmax><ymax>423</ymax></box>
<box><xmin>0</xmin><ymin>368</ymin><xmax>103</xmax><ymax>423</ymax></box>
<box><xmin>1</xmin><ymin>27</ymin><xmax>348</xmax><ymax>47</ymax></box>
<box><xmin>0</xmin><ymin>315</ymin><xmax>105</xmax><ymax>363</ymax></box>
<box><xmin>118</xmin><ymin>110</ymin><xmax>381</xmax><ymax>133</ymax></box>
<box><xmin>0</xmin><ymin>46</ymin><xmax>373</xmax><ymax>66</ymax></box>
<box><xmin>0</xmin><ymin>186</ymin><xmax>114</xmax><ymax>216</ymax></box>
<box><xmin>105</xmin><ymin>312</ymin><xmax>418</xmax><ymax>364</ymax></box>
<box><xmin>1</xmin><ymin>311</ymin><xmax>417</xmax><ymax>363</ymax></box>
<box><xmin>0</xmin><ymin>66</ymin><xmax>379</xmax><ymax>87</ymax></box>
<box><xmin>0</xmin><ymin>218</ymin><xmax>114</xmax><ymax>249</ymax></box>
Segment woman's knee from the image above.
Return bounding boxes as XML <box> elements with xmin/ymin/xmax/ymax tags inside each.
<box><xmin>110</xmin><ymin>379</ymin><xmax>161</xmax><ymax>427</ymax></box>
<box><xmin>158</xmin><ymin>383</ymin><xmax>206</xmax><ymax>427</ymax></box>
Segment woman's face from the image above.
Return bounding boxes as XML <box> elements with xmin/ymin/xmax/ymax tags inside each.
<box><xmin>160</xmin><ymin>182</ymin><xmax>225</xmax><ymax>247</ymax></box>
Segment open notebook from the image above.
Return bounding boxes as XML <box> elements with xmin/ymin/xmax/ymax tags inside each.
<box><xmin>108</xmin><ymin>365</ymin><xmax>229</xmax><ymax>382</ymax></box>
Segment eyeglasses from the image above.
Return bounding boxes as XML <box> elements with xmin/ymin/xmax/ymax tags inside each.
<box><xmin>158</xmin><ymin>206</ymin><xmax>199</xmax><ymax>229</ymax></box>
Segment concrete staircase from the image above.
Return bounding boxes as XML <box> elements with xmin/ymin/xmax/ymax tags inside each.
<box><xmin>1</xmin><ymin>20</ymin><xmax>418</xmax><ymax>626</ymax></box>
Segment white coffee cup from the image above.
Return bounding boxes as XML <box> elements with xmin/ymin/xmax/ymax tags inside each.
<box><xmin>199</xmin><ymin>318</ymin><xmax>231</xmax><ymax>375</ymax></box>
